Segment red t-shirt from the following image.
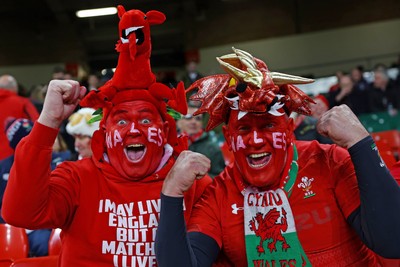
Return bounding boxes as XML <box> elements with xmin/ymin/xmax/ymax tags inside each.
<box><xmin>188</xmin><ymin>140</ymin><xmax>379</xmax><ymax>266</ymax></box>
<box><xmin>2</xmin><ymin>122</ymin><xmax>211</xmax><ymax>266</ymax></box>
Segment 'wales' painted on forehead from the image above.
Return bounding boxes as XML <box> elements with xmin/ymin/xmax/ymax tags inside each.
<box><xmin>229</xmin><ymin>131</ymin><xmax>287</xmax><ymax>152</ymax></box>
<box><xmin>105</xmin><ymin>123</ymin><xmax>163</xmax><ymax>149</ymax></box>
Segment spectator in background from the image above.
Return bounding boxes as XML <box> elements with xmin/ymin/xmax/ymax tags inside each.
<box><xmin>29</xmin><ymin>84</ymin><xmax>47</xmax><ymax>112</ymax></box>
<box><xmin>328</xmin><ymin>74</ymin><xmax>353</xmax><ymax>107</ymax></box>
<box><xmin>177</xmin><ymin>103</ymin><xmax>226</xmax><ymax>177</ymax></box>
<box><xmin>0</xmin><ymin>74</ymin><xmax>39</xmax><ymax>160</ymax></box>
<box><xmin>294</xmin><ymin>94</ymin><xmax>333</xmax><ymax>144</ymax></box>
<box><xmin>64</xmin><ymin>72</ymin><xmax>74</xmax><ymax>80</ymax></box>
<box><xmin>328</xmin><ymin>70</ymin><xmax>344</xmax><ymax>92</ymax></box>
<box><xmin>52</xmin><ymin>66</ymin><xmax>66</xmax><ymax>80</ymax></box>
<box><xmin>51</xmin><ymin>134</ymin><xmax>72</xmax><ymax>170</ymax></box>
<box><xmin>182</xmin><ymin>60</ymin><xmax>204</xmax><ymax>100</ymax></box>
<box><xmin>87</xmin><ymin>73</ymin><xmax>101</xmax><ymax>92</ymax></box>
<box><xmin>351</xmin><ymin>66</ymin><xmax>369</xmax><ymax>92</ymax></box>
<box><xmin>311</xmin><ymin>94</ymin><xmax>330</xmax><ymax>119</ymax></box>
<box><xmin>368</xmin><ymin>69</ymin><xmax>400</xmax><ymax>115</ymax></box>
<box><xmin>0</xmin><ymin>118</ymin><xmax>51</xmax><ymax>257</ymax></box>
<box><xmin>182</xmin><ymin>61</ymin><xmax>203</xmax><ymax>88</ymax></box>
<box><xmin>66</xmin><ymin>108</ymin><xmax>100</xmax><ymax>160</ymax></box>
<box><xmin>328</xmin><ymin>74</ymin><xmax>370</xmax><ymax>115</ymax></box>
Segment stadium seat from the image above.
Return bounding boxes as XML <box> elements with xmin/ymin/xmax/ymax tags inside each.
<box><xmin>0</xmin><ymin>224</ymin><xmax>29</xmax><ymax>261</ymax></box>
<box><xmin>48</xmin><ymin>229</ymin><xmax>62</xmax><ymax>256</ymax></box>
<box><xmin>0</xmin><ymin>259</ymin><xmax>13</xmax><ymax>267</ymax></box>
<box><xmin>358</xmin><ymin>112</ymin><xmax>399</xmax><ymax>133</ymax></box>
<box><xmin>10</xmin><ymin>256</ymin><xmax>58</xmax><ymax>267</ymax></box>
<box><xmin>371</xmin><ymin>130</ymin><xmax>400</xmax><ymax>165</ymax></box>
<box><xmin>377</xmin><ymin>255</ymin><xmax>400</xmax><ymax>267</ymax></box>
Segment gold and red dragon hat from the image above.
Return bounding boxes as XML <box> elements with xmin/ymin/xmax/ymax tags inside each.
<box><xmin>187</xmin><ymin>47</ymin><xmax>315</xmax><ymax>131</ymax></box>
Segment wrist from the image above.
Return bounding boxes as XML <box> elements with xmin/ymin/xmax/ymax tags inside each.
<box><xmin>162</xmin><ymin>180</ymin><xmax>185</xmax><ymax>198</ymax></box>
<box><xmin>38</xmin><ymin>113</ymin><xmax>61</xmax><ymax>129</ymax></box>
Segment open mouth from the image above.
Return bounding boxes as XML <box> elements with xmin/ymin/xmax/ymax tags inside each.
<box><xmin>246</xmin><ymin>152</ymin><xmax>271</xmax><ymax>169</ymax></box>
<box><xmin>124</xmin><ymin>144</ymin><xmax>146</xmax><ymax>163</ymax></box>
<box><xmin>121</xmin><ymin>26</ymin><xmax>144</xmax><ymax>44</ymax></box>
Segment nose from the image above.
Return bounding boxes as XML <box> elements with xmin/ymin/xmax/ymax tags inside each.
<box><xmin>128</xmin><ymin>122</ymin><xmax>142</xmax><ymax>137</ymax></box>
<box><xmin>248</xmin><ymin>131</ymin><xmax>265</xmax><ymax>148</ymax></box>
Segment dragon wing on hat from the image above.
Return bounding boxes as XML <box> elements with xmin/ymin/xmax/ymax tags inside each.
<box><xmin>187</xmin><ymin>47</ymin><xmax>315</xmax><ymax>131</ymax></box>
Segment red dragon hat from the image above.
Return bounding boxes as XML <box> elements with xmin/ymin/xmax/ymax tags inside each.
<box><xmin>80</xmin><ymin>5</ymin><xmax>187</xmax><ymax>155</ymax></box>
<box><xmin>187</xmin><ymin>47</ymin><xmax>315</xmax><ymax>131</ymax></box>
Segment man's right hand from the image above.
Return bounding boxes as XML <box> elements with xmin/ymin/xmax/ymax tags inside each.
<box><xmin>38</xmin><ymin>80</ymin><xmax>87</xmax><ymax>129</ymax></box>
<box><xmin>162</xmin><ymin>150</ymin><xmax>211</xmax><ymax>197</ymax></box>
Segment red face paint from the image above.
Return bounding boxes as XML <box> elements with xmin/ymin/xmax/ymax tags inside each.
<box><xmin>223</xmin><ymin>111</ymin><xmax>294</xmax><ymax>188</ymax></box>
<box><xmin>104</xmin><ymin>101</ymin><xmax>168</xmax><ymax>179</ymax></box>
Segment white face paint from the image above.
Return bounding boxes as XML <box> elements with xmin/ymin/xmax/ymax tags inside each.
<box><xmin>113</xmin><ymin>130</ymin><xmax>123</xmax><ymax>147</ymax></box>
<box><xmin>105</xmin><ymin>127</ymin><xmax>163</xmax><ymax>149</ymax></box>
<box><xmin>147</xmin><ymin>127</ymin><xmax>163</xmax><ymax>146</ymax></box>
<box><xmin>253</xmin><ymin>131</ymin><xmax>263</xmax><ymax>144</ymax></box>
<box><xmin>272</xmin><ymin>132</ymin><xmax>286</xmax><ymax>150</ymax></box>
<box><xmin>230</xmin><ymin>135</ymin><xmax>247</xmax><ymax>152</ymax></box>
<box><xmin>130</xmin><ymin>122</ymin><xmax>140</xmax><ymax>134</ymax></box>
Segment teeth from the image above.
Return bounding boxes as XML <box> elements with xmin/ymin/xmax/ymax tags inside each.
<box><xmin>127</xmin><ymin>144</ymin><xmax>144</xmax><ymax>148</ymax></box>
<box><xmin>250</xmin><ymin>163</ymin><xmax>266</xmax><ymax>168</ymax></box>
<box><xmin>249</xmin><ymin>152</ymin><xmax>269</xmax><ymax>158</ymax></box>
<box><xmin>125</xmin><ymin>26</ymin><xmax>143</xmax><ymax>36</ymax></box>
<box><xmin>121</xmin><ymin>26</ymin><xmax>144</xmax><ymax>44</ymax></box>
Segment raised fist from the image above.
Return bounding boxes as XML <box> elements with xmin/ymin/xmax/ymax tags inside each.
<box><xmin>38</xmin><ymin>80</ymin><xmax>86</xmax><ymax>129</ymax></box>
<box><xmin>162</xmin><ymin>150</ymin><xmax>211</xmax><ymax>197</ymax></box>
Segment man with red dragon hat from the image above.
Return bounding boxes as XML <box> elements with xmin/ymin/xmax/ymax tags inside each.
<box><xmin>2</xmin><ymin>6</ymin><xmax>211</xmax><ymax>266</ymax></box>
<box><xmin>155</xmin><ymin>48</ymin><xmax>400</xmax><ymax>266</ymax></box>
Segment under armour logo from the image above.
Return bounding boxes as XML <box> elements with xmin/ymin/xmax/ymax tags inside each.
<box><xmin>2</xmin><ymin>173</ymin><xmax>9</xmax><ymax>181</ymax></box>
<box><xmin>231</xmin><ymin>203</ymin><xmax>244</xmax><ymax>214</ymax></box>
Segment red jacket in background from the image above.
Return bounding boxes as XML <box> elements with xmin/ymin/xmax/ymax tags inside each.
<box><xmin>0</xmin><ymin>89</ymin><xmax>39</xmax><ymax>160</ymax></box>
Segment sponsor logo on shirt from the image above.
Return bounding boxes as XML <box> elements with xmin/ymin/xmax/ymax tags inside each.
<box><xmin>297</xmin><ymin>176</ymin><xmax>316</xmax><ymax>199</ymax></box>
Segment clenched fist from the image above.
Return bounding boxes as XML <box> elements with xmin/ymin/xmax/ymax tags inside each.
<box><xmin>38</xmin><ymin>80</ymin><xmax>87</xmax><ymax>129</ymax></box>
<box><xmin>162</xmin><ymin>150</ymin><xmax>211</xmax><ymax>197</ymax></box>
<box><xmin>317</xmin><ymin>104</ymin><xmax>369</xmax><ymax>148</ymax></box>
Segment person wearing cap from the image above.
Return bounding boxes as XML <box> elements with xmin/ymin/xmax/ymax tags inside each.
<box><xmin>0</xmin><ymin>75</ymin><xmax>39</xmax><ymax>160</ymax></box>
<box><xmin>0</xmin><ymin>118</ymin><xmax>53</xmax><ymax>257</ymax></box>
<box><xmin>66</xmin><ymin>107</ymin><xmax>100</xmax><ymax>160</ymax></box>
<box><xmin>1</xmin><ymin>6</ymin><xmax>211</xmax><ymax>266</ymax></box>
<box><xmin>155</xmin><ymin>48</ymin><xmax>400</xmax><ymax>266</ymax></box>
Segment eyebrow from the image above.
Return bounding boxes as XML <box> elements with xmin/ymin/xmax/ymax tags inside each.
<box><xmin>110</xmin><ymin>110</ymin><xmax>128</xmax><ymax>116</ymax></box>
<box><xmin>138</xmin><ymin>108</ymin><xmax>154</xmax><ymax>113</ymax></box>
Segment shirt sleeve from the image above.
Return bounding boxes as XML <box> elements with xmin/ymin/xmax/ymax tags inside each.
<box><xmin>2</xmin><ymin>122</ymin><xmax>79</xmax><ymax>229</ymax></box>
<box><xmin>187</xmin><ymin>180</ymin><xmax>224</xmax><ymax>247</ymax></box>
<box><xmin>347</xmin><ymin>136</ymin><xmax>400</xmax><ymax>258</ymax></box>
<box><xmin>155</xmin><ymin>194</ymin><xmax>219</xmax><ymax>267</ymax></box>
<box><xmin>329</xmin><ymin>144</ymin><xmax>361</xmax><ymax>219</ymax></box>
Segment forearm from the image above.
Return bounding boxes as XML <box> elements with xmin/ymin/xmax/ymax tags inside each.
<box><xmin>2</xmin><ymin>122</ymin><xmax>59</xmax><ymax>228</ymax></box>
<box><xmin>347</xmin><ymin>136</ymin><xmax>400</xmax><ymax>258</ymax></box>
<box><xmin>155</xmin><ymin>194</ymin><xmax>219</xmax><ymax>267</ymax></box>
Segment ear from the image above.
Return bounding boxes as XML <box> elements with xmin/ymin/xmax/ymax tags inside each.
<box><xmin>286</xmin><ymin>117</ymin><xmax>295</xmax><ymax>143</ymax></box>
<box><xmin>117</xmin><ymin>5</ymin><xmax>126</xmax><ymax>18</ymax></box>
<box><xmin>176</xmin><ymin>118</ymin><xmax>183</xmax><ymax>131</ymax></box>
<box><xmin>146</xmin><ymin>10</ymin><xmax>166</xmax><ymax>25</ymax></box>
<box><xmin>222</xmin><ymin>125</ymin><xmax>233</xmax><ymax>151</ymax></box>
<box><xmin>162</xmin><ymin>120</ymin><xmax>169</xmax><ymax>145</ymax></box>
